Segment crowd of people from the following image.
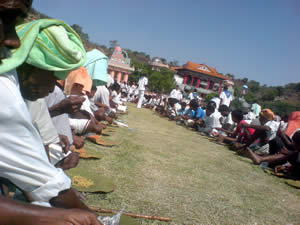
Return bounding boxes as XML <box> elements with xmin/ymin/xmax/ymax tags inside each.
<box><xmin>133</xmin><ymin>84</ymin><xmax>300</xmax><ymax>182</ymax></box>
<box><xmin>0</xmin><ymin>0</ymin><xmax>133</xmax><ymax>224</ymax></box>
<box><xmin>0</xmin><ymin>1</ymin><xmax>299</xmax><ymax>224</ymax></box>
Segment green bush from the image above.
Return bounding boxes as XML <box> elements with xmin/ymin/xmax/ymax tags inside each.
<box><xmin>262</xmin><ymin>101</ymin><xmax>300</xmax><ymax>116</ymax></box>
<box><xmin>205</xmin><ymin>93</ymin><xmax>218</xmax><ymax>103</ymax></box>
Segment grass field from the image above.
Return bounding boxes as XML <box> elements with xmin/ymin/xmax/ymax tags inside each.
<box><xmin>67</xmin><ymin>103</ymin><xmax>300</xmax><ymax>225</ymax></box>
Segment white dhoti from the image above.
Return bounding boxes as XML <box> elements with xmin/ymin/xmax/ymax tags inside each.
<box><xmin>49</xmin><ymin>143</ymin><xmax>72</xmax><ymax>166</ymax></box>
<box><xmin>118</xmin><ymin>105</ymin><xmax>127</xmax><ymax>112</ymax></box>
<box><xmin>137</xmin><ymin>90</ymin><xmax>145</xmax><ymax>108</ymax></box>
<box><xmin>69</xmin><ymin>118</ymin><xmax>91</xmax><ymax>135</ymax></box>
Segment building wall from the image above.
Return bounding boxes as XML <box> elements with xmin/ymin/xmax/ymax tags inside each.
<box><xmin>175</xmin><ymin>70</ymin><xmax>224</xmax><ymax>95</ymax></box>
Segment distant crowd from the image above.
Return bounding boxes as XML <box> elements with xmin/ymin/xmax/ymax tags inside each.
<box><xmin>125</xmin><ymin>76</ymin><xmax>300</xmax><ymax>183</ymax></box>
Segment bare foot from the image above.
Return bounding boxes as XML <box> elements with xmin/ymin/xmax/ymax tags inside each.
<box><xmin>55</xmin><ymin>152</ymin><xmax>80</xmax><ymax>170</ymax></box>
<box><xmin>245</xmin><ymin>148</ymin><xmax>262</xmax><ymax>165</ymax></box>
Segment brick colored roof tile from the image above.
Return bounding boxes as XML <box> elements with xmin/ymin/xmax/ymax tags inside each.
<box><xmin>177</xmin><ymin>61</ymin><xmax>228</xmax><ymax>80</ymax></box>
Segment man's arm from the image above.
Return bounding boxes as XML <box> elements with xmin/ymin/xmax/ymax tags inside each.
<box><xmin>0</xmin><ymin>196</ymin><xmax>101</xmax><ymax>225</ymax></box>
<box><xmin>94</xmin><ymin>101</ymin><xmax>109</xmax><ymax>109</ymax></box>
<box><xmin>240</xmin><ymin>123</ymin><xmax>271</xmax><ymax>132</ymax></box>
<box><xmin>49</xmin><ymin>96</ymin><xmax>85</xmax><ymax>117</ymax></box>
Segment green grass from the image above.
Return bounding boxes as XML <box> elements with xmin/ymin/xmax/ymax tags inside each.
<box><xmin>67</xmin><ymin>103</ymin><xmax>300</xmax><ymax>224</ymax></box>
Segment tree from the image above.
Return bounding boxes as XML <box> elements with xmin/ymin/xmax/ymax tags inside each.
<box><xmin>71</xmin><ymin>24</ymin><xmax>89</xmax><ymax>41</ymax></box>
<box><xmin>248</xmin><ymin>80</ymin><xmax>260</xmax><ymax>92</ymax></box>
<box><xmin>205</xmin><ymin>93</ymin><xmax>218</xmax><ymax>103</ymax></box>
<box><xmin>276</xmin><ymin>86</ymin><xmax>285</xmax><ymax>97</ymax></box>
<box><xmin>244</xmin><ymin>92</ymin><xmax>257</xmax><ymax>104</ymax></box>
<box><xmin>160</xmin><ymin>58</ymin><xmax>167</xmax><ymax>64</ymax></box>
<box><xmin>231</xmin><ymin>98</ymin><xmax>247</xmax><ymax>112</ymax></box>
<box><xmin>262</xmin><ymin>101</ymin><xmax>300</xmax><ymax>117</ymax></box>
<box><xmin>148</xmin><ymin>68</ymin><xmax>176</xmax><ymax>93</ymax></box>
<box><xmin>169</xmin><ymin>60</ymin><xmax>179</xmax><ymax>67</ymax></box>
<box><xmin>225</xmin><ymin>73</ymin><xmax>235</xmax><ymax>80</ymax></box>
<box><xmin>109</xmin><ymin>40</ymin><xmax>118</xmax><ymax>49</ymax></box>
<box><xmin>242</xmin><ymin>78</ymin><xmax>248</xmax><ymax>84</ymax></box>
<box><xmin>260</xmin><ymin>88</ymin><xmax>278</xmax><ymax>101</ymax></box>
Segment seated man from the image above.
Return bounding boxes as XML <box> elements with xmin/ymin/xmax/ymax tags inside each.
<box><xmin>65</xmin><ymin>67</ymin><xmax>105</xmax><ymax>135</ymax></box>
<box><xmin>196</xmin><ymin>104</ymin><xmax>222</xmax><ymax>136</ymax></box>
<box><xmin>165</xmin><ymin>98</ymin><xmax>181</xmax><ymax>120</ymax></box>
<box><xmin>218</xmin><ymin>104</ymin><xmax>234</xmax><ymax>131</ymax></box>
<box><xmin>245</xmin><ymin>112</ymin><xmax>300</xmax><ymax>168</ymax></box>
<box><xmin>216</xmin><ymin>109</ymin><xmax>255</xmax><ymax>145</ymax></box>
<box><xmin>245</xmin><ymin>130</ymin><xmax>300</xmax><ymax>179</ymax></box>
<box><xmin>88</xmin><ymin>86</ymin><xmax>112</xmax><ymax>122</ymax></box>
<box><xmin>239</xmin><ymin>109</ymin><xmax>280</xmax><ymax>155</ymax></box>
<box><xmin>0</xmin><ymin>18</ymin><xmax>95</xmax><ymax>209</ymax></box>
<box><xmin>109</xmin><ymin>82</ymin><xmax>127</xmax><ymax>112</ymax></box>
<box><xmin>184</xmin><ymin>99</ymin><xmax>205</xmax><ymax>127</ymax></box>
<box><xmin>26</xmin><ymin>98</ymin><xmax>79</xmax><ymax>170</ymax></box>
<box><xmin>45</xmin><ymin>85</ymin><xmax>86</xmax><ymax>150</ymax></box>
<box><xmin>0</xmin><ymin>2</ymin><xmax>101</xmax><ymax>223</ymax></box>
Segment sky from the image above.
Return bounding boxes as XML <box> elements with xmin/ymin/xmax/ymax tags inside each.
<box><xmin>32</xmin><ymin>0</ymin><xmax>300</xmax><ymax>86</ymax></box>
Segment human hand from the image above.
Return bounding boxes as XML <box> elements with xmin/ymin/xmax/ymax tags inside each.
<box><xmin>274</xmin><ymin>164</ymin><xmax>291</xmax><ymax>174</ymax></box>
<box><xmin>62</xmin><ymin>96</ymin><xmax>85</xmax><ymax>114</ymax></box>
<box><xmin>72</xmin><ymin>135</ymin><xmax>84</xmax><ymax>149</ymax></box>
<box><xmin>105</xmin><ymin>116</ymin><xmax>113</xmax><ymax>124</ymax></box>
<box><xmin>53</xmin><ymin>208</ymin><xmax>102</xmax><ymax>225</ymax></box>
<box><xmin>59</xmin><ymin>134</ymin><xmax>70</xmax><ymax>154</ymax></box>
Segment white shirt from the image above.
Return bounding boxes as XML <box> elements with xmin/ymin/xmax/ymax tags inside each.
<box><xmin>210</xmin><ymin>97</ymin><xmax>221</xmax><ymax>109</ymax></box>
<box><xmin>80</xmin><ymin>95</ymin><xmax>93</xmax><ymax>115</ymax></box>
<box><xmin>45</xmin><ymin>86</ymin><xmax>73</xmax><ymax>146</ymax></box>
<box><xmin>203</xmin><ymin>111</ymin><xmax>222</xmax><ymax>129</ymax></box>
<box><xmin>92</xmin><ymin>85</ymin><xmax>110</xmax><ymax>107</ymax></box>
<box><xmin>106</xmin><ymin>75</ymin><xmax>114</xmax><ymax>88</ymax></box>
<box><xmin>244</xmin><ymin>111</ymin><xmax>256</xmax><ymax>121</ymax></box>
<box><xmin>128</xmin><ymin>85</ymin><xmax>136</xmax><ymax>95</ymax></box>
<box><xmin>221</xmin><ymin>112</ymin><xmax>234</xmax><ymax>126</ymax></box>
<box><xmin>219</xmin><ymin>91</ymin><xmax>233</xmax><ymax>107</ymax></box>
<box><xmin>25</xmin><ymin>98</ymin><xmax>60</xmax><ymax>146</ymax></box>
<box><xmin>0</xmin><ymin>70</ymin><xmax>71</xmax><ymax>204</ymax></box>
<box><xmin>138</xmin><ymin>76</ymin><xmax>148</xmax><ymax>91</ymax></box>
<box><xmin>169</xmin><ymin>89</ymin><xmax>182</xmax><ymax>101</ymax></box>
<box><xmin>112</xmin><ymin>90</ymin><xmax>122</xmax><ymax>105</ymax></box>
<box><xmin>265</xmin><ymin>120</ymin><xmax>280</xmax><ymax>141</ymax></box>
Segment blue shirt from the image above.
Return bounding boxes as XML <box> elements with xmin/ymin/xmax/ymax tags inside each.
<box><xmin>194</xmin><ymin>106</ymin><xmax>205</xmax><ymax>119</ymax></box>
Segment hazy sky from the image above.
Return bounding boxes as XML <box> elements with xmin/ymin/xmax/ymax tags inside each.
<box><xmin>33</xmin><ymin>0</ymin><xmax>300</xmax><ymax>86</ymax></box>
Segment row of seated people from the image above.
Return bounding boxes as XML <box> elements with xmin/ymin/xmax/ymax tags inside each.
<box><xmin>0</xmin><ymin>2</ymin><xmax>128</xmax><ymax>223</ymax></box>
<box><xmin>139</xmin><ymin>93</ymin><xmax>300</xmax><ymax>182</ymax></box>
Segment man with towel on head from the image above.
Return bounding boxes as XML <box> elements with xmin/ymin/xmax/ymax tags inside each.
<box><xmin>0</xmin><ymin>16</ymin><xmax>103</xmax><ymax>216</ymax></box>
<box><xmin>84</xmin><ymin>49</ymin><xmax>116</xmax><ymax>120</ymax></box>
<box><xmin>0</xmin><ymin>0</ymin><xmax>101</xmax><ymax>224</ymax></box>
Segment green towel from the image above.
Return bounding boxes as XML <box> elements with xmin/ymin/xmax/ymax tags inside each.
<box><xmin>0</xmin><ymin>19</ymin><xmax>86</xmax><ymax>80</ymax></box>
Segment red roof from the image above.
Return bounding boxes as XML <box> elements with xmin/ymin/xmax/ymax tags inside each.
<box><xmin>176</xmin><ymin>61</ymin><xmax>228</xmax><ymax>80</ymax></box>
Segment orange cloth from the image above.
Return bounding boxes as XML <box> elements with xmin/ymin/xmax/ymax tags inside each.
<box><xmin>260</xmin><ymin>109</ymin><xmax>274</xmax><ymax>121</ymax></box>
<box><xmin>64</xmin><ymin>67</ymin><xmax>92</xmax><ymax>95</ymax></box>
<box><xmin>285</xmin><ymin>111</ymin><xmax>300</xmax><ymax>138</ymax></box>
